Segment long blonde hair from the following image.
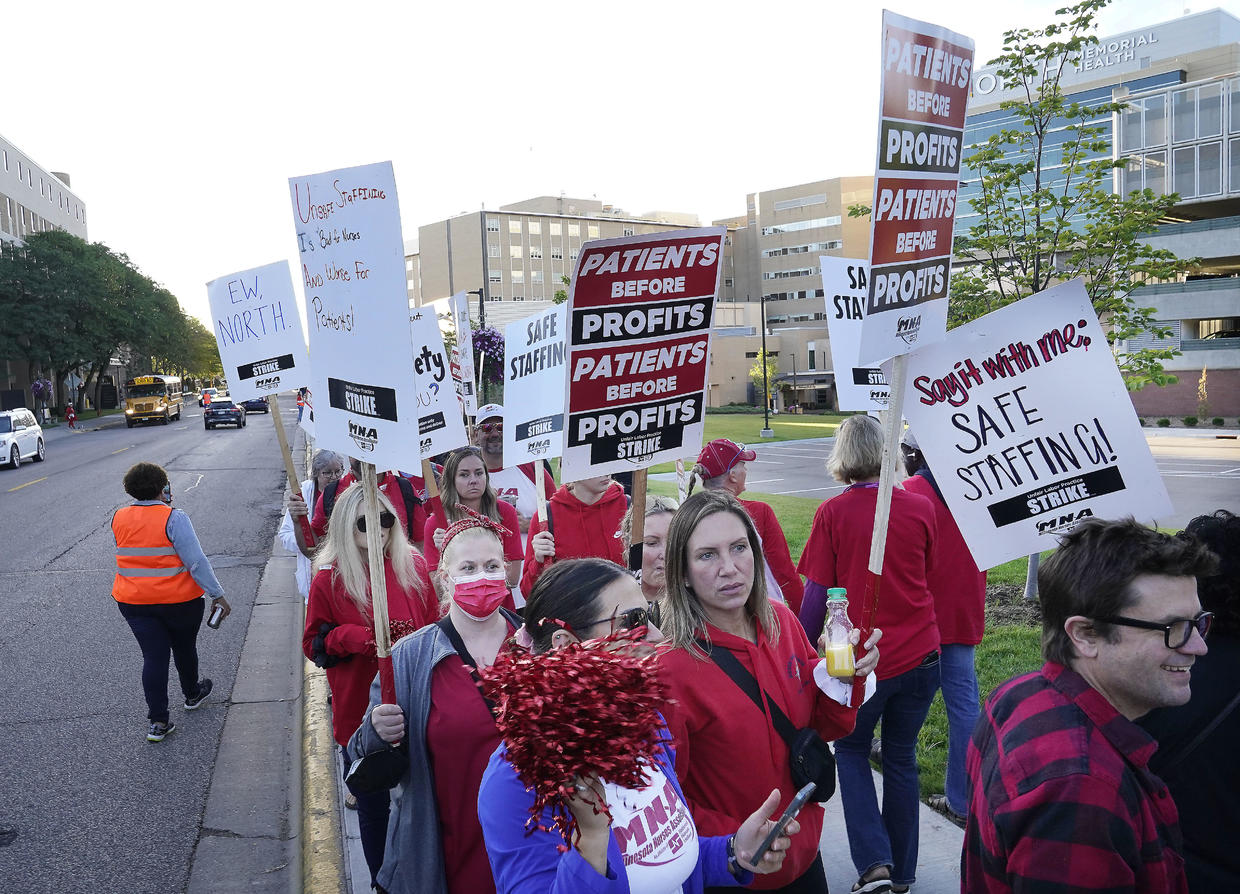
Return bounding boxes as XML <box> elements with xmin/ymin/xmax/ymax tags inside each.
<box><xmin>660</xmin><ymin>490</ymin><xmax>777</xmax><ymax>657</ymax></box>
<box><xmin>313</xmin><ymin>484</ymin><xmax>423</xmax><ymax>616</ymax></box>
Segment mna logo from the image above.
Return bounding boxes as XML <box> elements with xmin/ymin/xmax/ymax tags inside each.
<box><xmin>1035</xmin><ymin>507</ymin><xmax>1094</xmax><ymax>535</ymax></box>
<box><xmin>255</xmin><ymin>375</ymin><xmax>281</xmax><ymax>390</ymax></box>
<box><xmin>527</xmin><ymin>438</ymin><xmax>551</xmax><ymax>456</ymax></box>
<box><xmin>895</xmin><ymin>313</ymin><xmax>922</xmax><ymax>346</ymax></box>
<box><xmin>348</xmin><ymin>420</ymin><xmax>378</xmax><ymax>452</ymax></box>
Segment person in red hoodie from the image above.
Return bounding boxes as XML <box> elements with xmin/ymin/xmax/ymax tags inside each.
<box><xmin>796</xmin><ymin>415</ymin><xmax>939</xmax><ymax>894</ymax></box>
<box><xmin>306</xmin><ymin>456</ymin><xmax>426</xmax><ymax>552</ymax></box>
<box><xmin>900</xmin><ymin>429</ymin><xmax>985</xmax><ymax>828</ymax></box>
<box><xmin>659</xmin><ymin>490</ymin><xmax>882</xmax><ymax>893</ymax></box>
<box><xmin>301</xmin><ymin>484</ymin><xmax>436</xmax><ymax>890</ymax></box>
<box><xmin>690</xmin><ymin>438</ymin><xmax>805</xmax><ymax>614</ymax></box>
<box><xmin>519</xmin><ymin>474</ymin><xmax>627</xmax><ymax>598</ymax></box>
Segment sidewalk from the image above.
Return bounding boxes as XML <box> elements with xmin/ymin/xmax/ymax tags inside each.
<box><xmin>39</xmin><ymin>410</ymin><xmax>128</xmax><ymax>442</ymax></box>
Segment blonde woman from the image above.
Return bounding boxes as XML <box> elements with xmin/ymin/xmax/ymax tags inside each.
<box><xmin>619</xmin><ymin>494</ymin><xmax>679</xmax><ymax>603</ymax></box>
<box><xmin>301</xmin><ymin>485</ymin><xmax>436</xmax><ymax>889</ymax></box>
<box><xmin>349</xmin><ymin>513</ymin><xmax>522</xmax><ymax>894</ymax></box>
<box><xmin>658</xmin><ymin>490</ymin><xmax>881</xmax><ymax>893</ymax></box>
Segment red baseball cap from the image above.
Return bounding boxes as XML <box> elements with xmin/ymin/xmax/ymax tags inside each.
<box><xmin>697</xmin><ymin>438</ymin><xmax>756</xmax><ymax>479</ymax></box>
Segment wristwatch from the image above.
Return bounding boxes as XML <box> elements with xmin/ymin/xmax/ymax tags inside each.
<box><xmin>726</xmin><ymin>834</ymin><xmax>743</xmax><ymax>878</ymax></box>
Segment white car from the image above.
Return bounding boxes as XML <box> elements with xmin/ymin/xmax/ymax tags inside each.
<box><xmin>0</xmin><ymin>408</ymin><xmax>46</xmax><ymax>468</ymax></box>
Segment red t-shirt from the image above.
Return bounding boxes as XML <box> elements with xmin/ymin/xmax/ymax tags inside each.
<box><xmin>741</xmin><ymin>498</ymin><xmax>805</xmax><ymax>615</ymax></box>
<box><xmin>301</xmin><ymin>552</ymin><xmax>436</xmax><ymax>745</ymax></box>
<box><xmin>796</xmin><ymin>485</ymin><xmax>940</xmax><ymax>679</ymax></box>
<box><xmin>902</xmin><ymin>473</ymin><xmax>986</xmax><ymax>645</ymax></box>
<box><xmin>421</xmin><ymin>500</ymin><xmax>524</xmax><ymax>572</ymax></box>
<box><xmin>309</xmin><ymin>471</ymin><xmax>427</xmax><ymax>547</ymax></box>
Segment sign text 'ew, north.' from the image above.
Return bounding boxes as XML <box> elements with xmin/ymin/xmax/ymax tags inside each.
<box><xmin>206</xmin><ymin>260</ymin><xmax>309</xmax><ymax>402</ymax></box>
<box><xmin>820</xmin><ymin>256</ymin><xmax>889</xmax><ymax>411</ymax></box>
<box><xmin>561</xmin><ymin>228</ymin><xmax>724</xmax><ymax>480</ymax></box>
<box><xmin>859</xmin><ymin>12</ymin><xmax>974</xmax><ymax>366</ymax></box>
<box><xmin>899</xmin><ymin>279</ymin><xmax>1172</xmax><ymax>569</ymax></box>
<box><xmin>289</xmin><ymin>161</ymin><xmax>422</xmax><ymax>468</ymax></box>
<box><xmin>504</xmin><ymin>304</ymin><xmax>568</xmax><ymax>464</ymax></box>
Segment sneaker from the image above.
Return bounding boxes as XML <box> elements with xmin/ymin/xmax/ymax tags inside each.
<box><xmin>147</xmin><ymin>721</ymin><xmax>176</xmax><ymax>743</ymax></box>
<box><xmin>185</xmin><ymin>678</ymin><xmax>213</xmax><ymax>710</ymax></box>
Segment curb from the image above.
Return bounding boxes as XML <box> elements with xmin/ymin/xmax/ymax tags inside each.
<box><xmin>302</xmin><ymin>661</ymin><xmax>345</xmax><ymax>894</ymax></box>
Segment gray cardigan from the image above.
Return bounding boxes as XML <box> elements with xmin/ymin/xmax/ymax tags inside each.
<box><xmin>347</xmin><ymin>623</ymin><xmax>459</xmax><ymax>894</ymax></box>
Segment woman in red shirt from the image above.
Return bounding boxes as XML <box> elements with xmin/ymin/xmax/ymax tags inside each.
<box><xmin>659</xmin><ymin>491</ymin><xmax>881</xmax><ymax>893</ymax></box>
<box><xmin>302</xmin><ymin>484</ymin><xmax>436</xmax><ymax>889</ymax></box>
<box><xmin>796</xmin><ymin>415</ymin><xmax>939</xmax><ymax>894</ymax></box>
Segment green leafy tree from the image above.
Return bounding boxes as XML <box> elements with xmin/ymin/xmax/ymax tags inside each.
<box><xmin>850</xmin><ymin>0</ymin><xmax>1193</xmax><ymax>390</ymax></box>
<box><xmin>748</xmin><ymin>350</ymin><xmax>778</xmax><ymax>408</ymax></box>
<box><xmin>552</xmin><ymin>273</ymin><xmax>571</xmax><ymax>304</ymax></box>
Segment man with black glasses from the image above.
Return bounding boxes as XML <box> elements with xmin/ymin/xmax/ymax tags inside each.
<box><xmin>962</xmin><ymin>517</ymin><xmax>1216</xmax><ymax>894</ymax></box>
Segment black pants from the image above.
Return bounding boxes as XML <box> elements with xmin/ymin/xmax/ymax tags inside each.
<box><xmin>339</xmin><ymin>746</ymin><xmax>391</xmax><ymax>886</ymax></box>
<box><xmin>706</xmin><ymin>852</ymin><xmax>828</xmax><ymax>894</ymax></box>
<box><xmin>117</xmin><ymin>597</ymin><xmax>204</xmax><ymax>723</ymax></box>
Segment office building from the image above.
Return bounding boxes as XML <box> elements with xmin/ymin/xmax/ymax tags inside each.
<box><xmin>964</xmin><ymin>9</ymin><xmax>1240</xmax><ymax>417</ymax></box>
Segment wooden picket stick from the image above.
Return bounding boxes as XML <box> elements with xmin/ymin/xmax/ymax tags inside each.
<box><xmin>534</xmin><ymin>460</ymin><xmax>550</xmax><ymax>528</ymax></box>
<box><xmin>675</xmin><ymin>458</ymin><xmax>688</xmax><ymax>504</ymax></box>
<box><xmin>270</xmin><ymin>394</ymin><xmax>315</xmax><ymax>548</ymax></box>
<box><xmin>421</xmin><ymin>458</ymin><xmax>442</xmax><ymax>516</ymax></box>
<box><xmin>628</xmin><ymin>469</ymin><xmax>648</xmax><ymax>572</ymax></box>
<box><xmin>853</xmin><ymin>352</ymin><xmax>910</xmax><ymax>704</ymax></box>
<box><xmin>360</xmin><ymin>463</ymin><xmax>397</xmax><ymax>706</ymax></box>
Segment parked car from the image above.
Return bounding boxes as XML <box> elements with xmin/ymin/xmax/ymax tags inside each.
<box><xmin>198</xmin><ymin>387</ymin><xmax>219</xmax><ymax>407</ymax></box>
<box><xmin>1202</xmin><ymin>329</ymin><xmax>1240</xmax><ymax>340</ymax></box>
<box><xmin>204</xmin><ymin>399</ymin><xmax>247</xmax><ymax>429</ymax></box>
<box><xmin>241</xmin><ymin>397</ymin><xmax>270</xmax><ymax>413</ymax></box>
<box><xmin>0</xmin><ymin>408</ymin><xmax>47</xmax><ymax>468</ymax></box>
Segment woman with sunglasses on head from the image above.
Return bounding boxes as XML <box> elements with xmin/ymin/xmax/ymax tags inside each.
<box><xmin>348</xmin><ymin>512</ymin><xmax>523</xmax><ymax>894</ymax></box>
<box><xmin>520</xmin><ymin>474</ymin><xmax>628</xmax><ymax>599</ymax></box>
<box><xmin>619</xmin><ymin>495</ymin><xmax>679</xmax><ymax>603</ymax></box>
<box><xmin>280</xmin><ymin>448</ymin><xmax>345</xmax><ymax>603</ymax></box>
<box><xmin>423</xmin><ymin>448</ymin><xmax>524</xmax><ymax>603</ymax></box>
<box><xmin>302</xmin><ymin>485</ymin><xmax>436</xmax><ymax>890</ymax></box>
<box><xmin>479</xmin><ymin>558</ymin><xmax>799</xmax><ymax>893</ymax></box>
<box><xmin>659</xmin><ymin>490</ymin><xmax>882</xmax><ymax>894</ymax></box>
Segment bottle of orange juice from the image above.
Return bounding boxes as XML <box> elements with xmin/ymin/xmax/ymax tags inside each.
<box><xmin>822</xmin><ymin>588</ymin><xmax>856</xmax><ymax>678</ymax></box>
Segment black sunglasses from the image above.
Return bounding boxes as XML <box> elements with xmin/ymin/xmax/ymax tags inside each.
<box><xmin>1093</xmin><ymin>611</ymin><xmax>1213</xmax><ymax>649</ymax></box>
<box><xmin>585</xmin><ymin>604</ymin><xmax>655</xmax><ymax>633</ymax></box>
<box><xmin>355</xmin><ymin>511</ymin><xmax>396</xmax><ymax>534</ymax></box>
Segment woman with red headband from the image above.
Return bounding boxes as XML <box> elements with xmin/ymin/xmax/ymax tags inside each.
<box><xmin>301</xmin><ymin>484</ymin><xmax>436</xmax><ymax>889</ymax></box>
<box><xmin>348</xmin><ymin>509</ymin><xmax>522</xmax><ymax>894</ymax></box>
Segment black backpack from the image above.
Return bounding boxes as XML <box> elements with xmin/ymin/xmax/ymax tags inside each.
<box><xmin>322</xmin><ymin>475</ymin><xmax>421</xmax><ymax>540</ymax></box>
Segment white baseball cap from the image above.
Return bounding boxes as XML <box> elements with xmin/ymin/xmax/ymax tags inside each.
<box><xmin>476</xmin><ymin>404</ymin><xmax>503</xmax><ymax>422</ymax></box>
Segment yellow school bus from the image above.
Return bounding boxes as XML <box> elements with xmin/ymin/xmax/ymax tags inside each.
<box><xmin>124</xmin><ymin>375</ymin><xmax>184</xmax><ymax>427</ymax></box>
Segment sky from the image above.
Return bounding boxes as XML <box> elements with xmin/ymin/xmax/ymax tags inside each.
<box><xmin>5</xmin><ymin>0</ymin><xmax>1230</xmax><ymax>329</ymax></box>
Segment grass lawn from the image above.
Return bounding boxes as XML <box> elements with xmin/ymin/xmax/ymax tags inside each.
<box><xmin>644</xmin><ymin>414</ymin><xmax>846</xmax><ymax>474</ymax></box>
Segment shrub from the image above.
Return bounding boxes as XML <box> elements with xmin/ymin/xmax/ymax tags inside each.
<box><xmin>1183</xmin><ymin>416</ymin><xmax>1198</xmax><ymax>427</ymax></box>
<box><xmin>1157</xmin><ymin>418</ymin><xmax>1171</xmax><ymax>427</ymax></box>
<box><xmin>1213</xmin><ymin>417</ymin><xmax>1225</xmax><ymax>426</ymax></box>
<box><xmin>1137</xmin><ymin>418</ymin><xmax>1146</xmax><ymax>426</ymax></box>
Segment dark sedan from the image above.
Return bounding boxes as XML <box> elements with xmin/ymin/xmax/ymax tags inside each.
<box><xmin>241</xmin><ymin>397</ymin><xmax>270</xmax><ymax>413</ymax></box>
<box><xmin>204</xmin><ymin>399</ymin><xmax>247</xmax><ymax>429</ymax></box>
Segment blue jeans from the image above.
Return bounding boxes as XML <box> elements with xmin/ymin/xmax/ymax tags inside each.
<box><xmin>938</xmin><ymin>644</ymin><xmax>980</xmax><ymax>816</ymax></box>
<box><xmin>833</xmin><ymin>655</ymin><xmax>940</xmax><ymax>887</ymax></box>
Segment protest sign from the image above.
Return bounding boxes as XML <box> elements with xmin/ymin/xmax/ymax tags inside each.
<box><xmin>858</xmin><ymin>11</ymin><xmax>975</xmax><ymax>366</ymax></box>
<box><xmin>561</xmin><ymin>227</ymin><xmax>724</xmax><ymax>481</ymax></box>
<box><xmin>447</xmin><ymin>291</ymin><xmax>478</xmax><ymax>416</ymax></box>
<box><xmin>899</xmin><ymin>279</ymin><xmax>1172</xmax><ymax>569</ymax></box>
<box><xmin>408</xmin><ymin>305</ymin><xmax>469</xmax><ymax>459</ymax></box>
<box><xmin>206</xmin><ymin>261</ymin><xmax>309</xmax><ymax>403</ymax></box>
<box><xmin>820</xmin><ymin>256</ymin><xmax>889</xmax><ymax>411</ymax></box>
<box><xmin>289</xmin><ymin>161</ymin><xmax>421</xmax><ymax>469</ymax></box>
<box><xmin>504</xmin><ymin>305</ymin><xmax>568</xmax><ymax>464</ymax></box>
<box><xmin>299</xmin><ymin>387</ymin><xmax>316</xmax><ymax>438</ymax></box>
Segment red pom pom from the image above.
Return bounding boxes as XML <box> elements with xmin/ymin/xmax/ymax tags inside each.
<box><xmin>478</xmin><ymin>630</ymin><xmax>665</xmax><ymax>847</ymax></box>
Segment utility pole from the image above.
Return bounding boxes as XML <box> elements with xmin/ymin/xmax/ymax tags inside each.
<box><xmin>759</xmin><ymin>294</ymin><xmax>773</xmax><ymax>438</ymax></box>
<box><xmin>467</xmin><ymin>288</ymin><xmax>485</xmax><ymax>330</ymax></box>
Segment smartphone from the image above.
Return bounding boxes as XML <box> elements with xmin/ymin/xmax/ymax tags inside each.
<box><xmin>749</xmin><ymin>781</ymin><xmax>816</xmax><ymax>866</ymax></box>
<box><xmin>207</xmin><ymin>603</ymin><xmax>226</xmax><ymax>629</ymax></box>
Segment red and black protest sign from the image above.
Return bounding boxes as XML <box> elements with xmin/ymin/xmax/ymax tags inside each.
<box><xmin>560</xmin><ymin>228</ymin><xmax>725</xmax><ymax>481</ymax></box>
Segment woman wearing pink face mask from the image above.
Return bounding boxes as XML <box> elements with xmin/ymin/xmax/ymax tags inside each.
<box><xmin>348</xmin><ymin>510</ymin><xmax>522</xmax><ymax>894</ymax></box>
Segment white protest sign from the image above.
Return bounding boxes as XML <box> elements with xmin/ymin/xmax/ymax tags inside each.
<box><xmin>859</xmin><ymin>12</ymin><xmax>975</xmax><ymax>365</ymax></box>
<box><xmin>899</xmin><ymin>279</ymin><xmax>1172</xmax><ymax>569</ymax></box>
<box><xmin>504</xmin><ymin>305</ymin><xmax>567</xmax><ymax>464</ymax></box>
<box><xmin>206</xmin><ymin>261</ymin><xmax>309</xmax><ymax>403</ymax></box>
<box><xmin>299</xmin><ymin>387</ymin><xmax>316</xmax><ymax>439</ymax></box>
<box><xmin>408</xmin><ymin>306</ymin><xmax>469</xmax><ymax>459</ymax></box>
<box><xmin>447</xmin><ymin>291</ymin><xmax>478</xmax><ymax>416</ymax></box>
<box><xmin>561</xmin><ymin>227</ymin><xmax>724</xmax><ymax>481</ymax></box>
<box><xmin>289</xmin><ymin>161</ymin><xmax>419</xmax><ymax>468</ymax></box>
<box><xmin>820</xmin><ymin>256</ymin><xmax>890</xmax><ymax>411</ymax></box>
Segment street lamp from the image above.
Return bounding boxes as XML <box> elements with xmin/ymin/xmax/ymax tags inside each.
<box><xmin>758</xmin><ymin>294</ymin><xmax>774</xmax><ymax>438</ymax></box>
<box><xmin>467</xmin><ymin>288</ymin><xmax>486</xmax><ymax>330</ymax></box>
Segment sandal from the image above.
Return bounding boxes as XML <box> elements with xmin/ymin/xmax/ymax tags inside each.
<box><xmin>928</xmin><ymin>794</ymin><xmax>966</xmax><ymax>829</ymax></box>
<box><xmin>851</xmin><ymin>866</ymin><xmax>893</xmax><ymax>893</ymax></box>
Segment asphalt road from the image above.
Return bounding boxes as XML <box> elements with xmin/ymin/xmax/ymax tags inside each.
<box><xmin>0</xmin><ymin>400</ymin><xmax>292</xmax><ymax>893</ymax></box>
<box><xmin>710</xmin><ymin>431</ymin><xmax>1240</xmax><ymax>533</ymax></box>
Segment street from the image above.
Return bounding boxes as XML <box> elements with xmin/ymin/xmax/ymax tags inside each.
<box><xmin>0</xmin><ymin>401</ymin><xmax>292</xmax><ymax>893</ymax></box>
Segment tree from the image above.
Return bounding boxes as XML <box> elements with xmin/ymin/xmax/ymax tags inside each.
<box><xmin>749</xmin><ymin>350</ymin><xmax>778</xmax><ymax>408</ymax></box>
<box><xmin>851</xmin><ymin>0</ymin><xmax>1193</xmax><ymax>390</ymax></box>
<box><xmin>552</xmin><ymin>274</ymin><xmax>572</xmax><ymax>304</ymax></box>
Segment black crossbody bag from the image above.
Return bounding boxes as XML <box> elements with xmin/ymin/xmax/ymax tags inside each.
<box><xmin>696</xmin><ymin>639</ymin><xmax>836</xmax><ymax>803</ymax></box>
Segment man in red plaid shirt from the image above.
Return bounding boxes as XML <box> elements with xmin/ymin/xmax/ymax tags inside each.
<box><xmin>962</xmin><ymin>518</ymin><xmax>1217</xmax><ymax>893</ymax></box>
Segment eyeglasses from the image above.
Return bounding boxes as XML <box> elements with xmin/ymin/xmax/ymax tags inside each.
<box><xmin>355</xmin><ymin>512</ymin><xmax>396</xmax><ymax>534</ymax></box>
<box><xmin>479</xmin><ymin>422</ymin><xmax>502</xmax><ymax>434</ymax></box>
<box><xmin>320</xmin><ymin>467</ymin><xmax>345</xmax><ymax>479</ymax></box>
<box><xmin>1094</xmin><ymin>611</ymin><xmax>1213</xmax><ymax>649</ymax></box>
<box><xmin>585</xmin><ymin>604</ymin><xmax>655</xmax><ymax>633</ymax></box>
